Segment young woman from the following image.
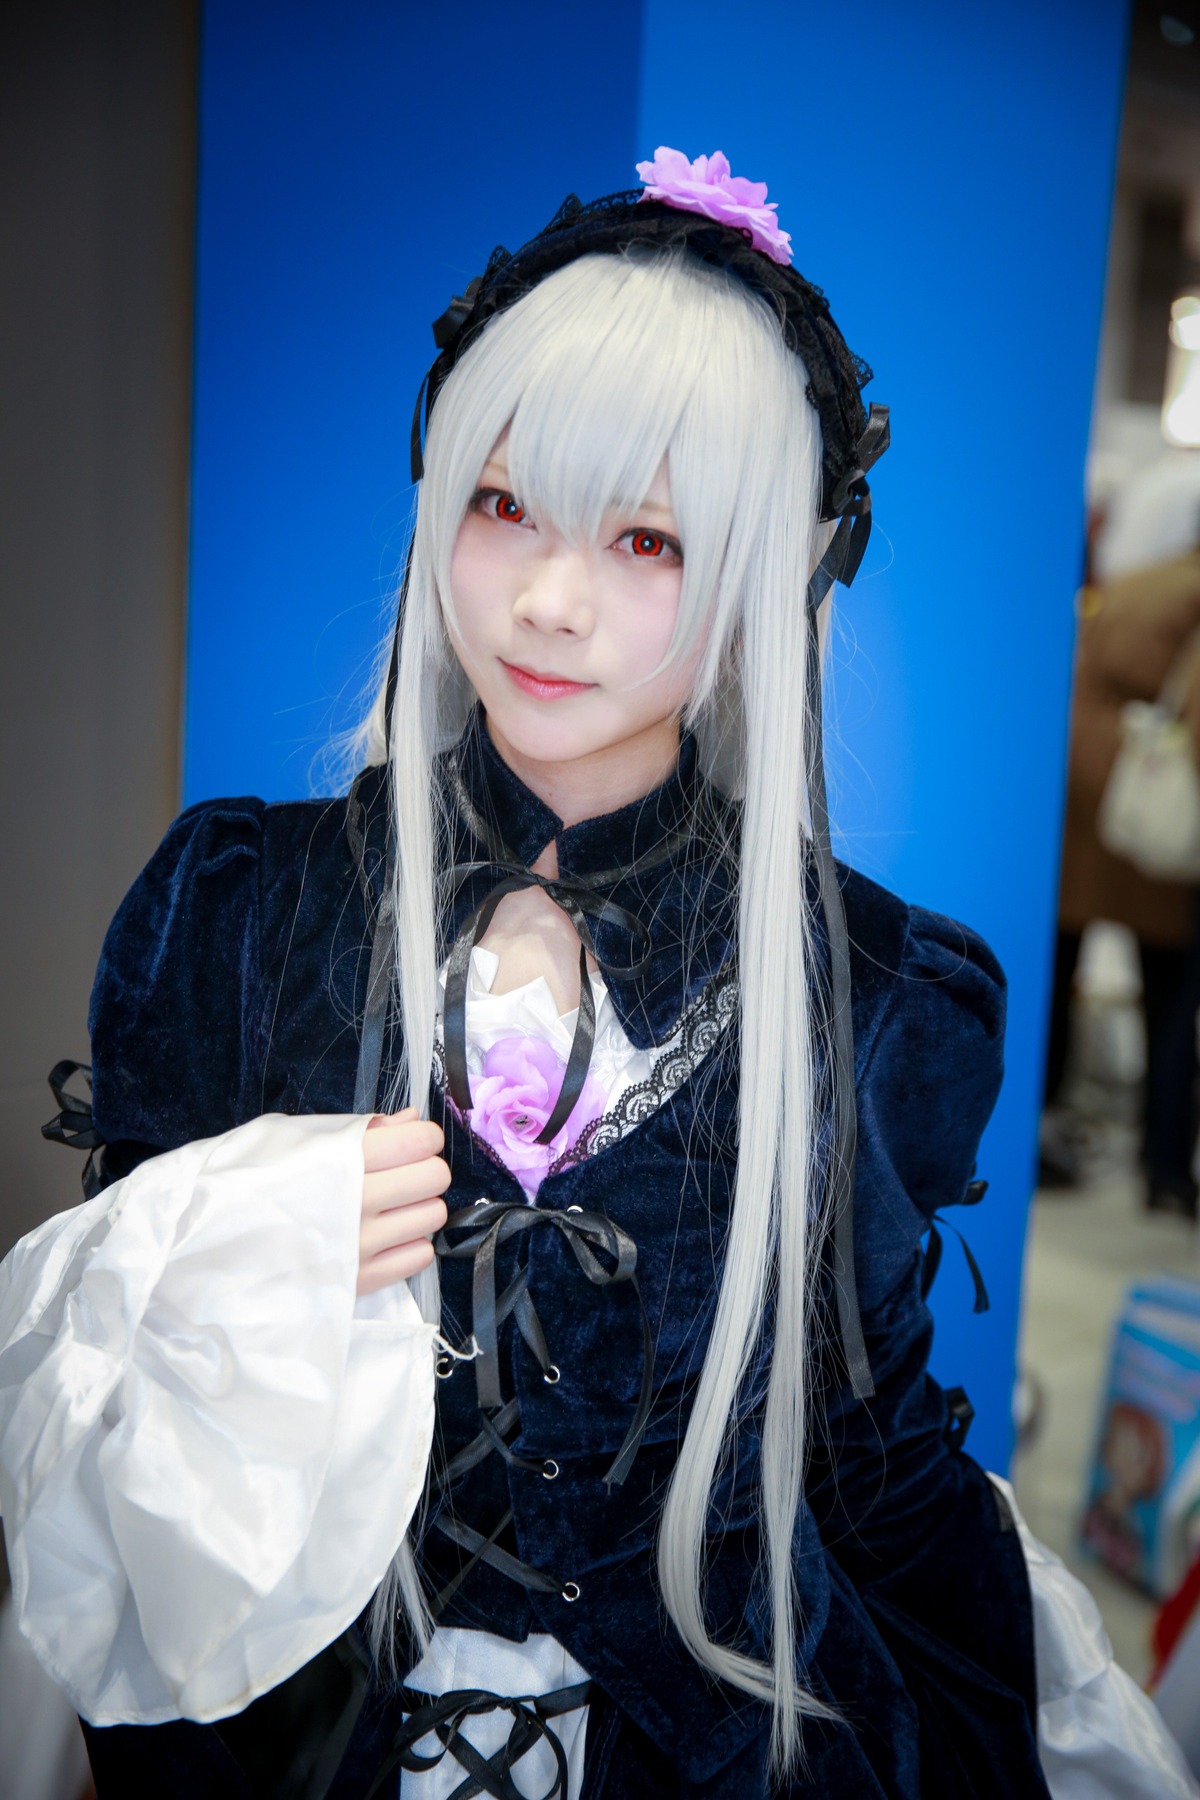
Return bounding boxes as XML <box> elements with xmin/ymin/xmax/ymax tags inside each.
<box><xmin>2</xmin><ymin>149</ymin><xmax>1195</xmax><ymax>1800</ymax></box>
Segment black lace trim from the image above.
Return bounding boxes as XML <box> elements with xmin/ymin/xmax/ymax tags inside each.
<box><xmin>549</xmin><ymin>965</ymin><xmax>737</xmax><ymax>1169</ymax></box>
<box><xmin>432</xmin><ymin>960</ymin><xmax>737</xmax><ymax>1170</ymax></box>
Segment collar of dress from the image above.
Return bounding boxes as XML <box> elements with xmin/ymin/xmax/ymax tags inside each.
<box><xmin>452</xmin><ymin>704</ymin><xmax>707</xmax><ymax>878</ymax></box>
<box><xmin>348</xmin><ymin>708</ymin><xmax>739</xmax><ymax>1052</ymax></box>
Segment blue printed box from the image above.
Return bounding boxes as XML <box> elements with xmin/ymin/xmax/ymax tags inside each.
<box><xmin>1080</xmin><ymin>1275</ymin><xmax>1200</xmax><ymax>1599</ymax></box>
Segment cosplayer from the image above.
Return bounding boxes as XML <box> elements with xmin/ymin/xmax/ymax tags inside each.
<box><xmin>1</xmin><ymin>149</ymin><xmax>1196</xmax><ymax>1800</ymax></box>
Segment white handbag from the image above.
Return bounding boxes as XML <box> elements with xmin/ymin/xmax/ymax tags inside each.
<box><xmin>1098</xmin><ymin>649</ymin><xmax>1200</xmax><ymax>882</ymax></box>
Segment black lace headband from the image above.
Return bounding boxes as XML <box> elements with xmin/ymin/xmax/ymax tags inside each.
<box><xmin>410</xmin><ymin>190</ymin><xmax>889</xmax><ymax>584</ymax></box>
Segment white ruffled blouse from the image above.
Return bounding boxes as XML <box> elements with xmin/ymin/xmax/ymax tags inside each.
<box><xmin>0</xmin><ymin>948</ymin><xmax>1196</xmax><ymax>1798</ymax></box>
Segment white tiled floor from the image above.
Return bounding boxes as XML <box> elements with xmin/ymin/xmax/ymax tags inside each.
<box><xmin>1014</xmin><ymin>1145</ymin><xmax>1199</xmax><ymax>1682</ymax></box>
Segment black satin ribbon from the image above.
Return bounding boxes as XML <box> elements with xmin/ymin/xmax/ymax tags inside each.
<box><xmin>443</xmin><ymin>862</ymin><xmax>647</xmax><ymax>1145</ymax></box>
<box><xmin>347</xmin><ymin>771</ymin><xmax>398</xmax><ymax>1116</ymax></box>
<box><xmin>920</xmin><ymin>1216</ymin><xmax>991</xmax><ymax>1315</ymax></box>
<box><xmin>353</xmin><ymin>881</ymin><xmax>396</xmax><ymax>1117</ymax></box>
<box><xmin>430</xmin><ymin>1505</ymin><xmax>572</xmax><ymax>1613</ymax></box>
<box><xmin>442</xmin><ymin>739</ymin><xmax>707</xmax><ymax>1144</ymax></box>
<box><xmin>805</xmin><ymin>511</ymin><xmax>874</xmax><ymax>1400</ymax></box>
<box><xmin>427</xmin><ymin>1506</ymin><xmax>520</xmax><ymax>1624</ymax></box>
<box><xmin>40</xmin><ymin>1059</ymin><xmax>104</xmax><ymax>1199</ymax></box>
<box><xmin>437</xmin><ymin>1396</ymin><xmax>528</xmax><ymax>1488</ymax></box>
<box><xmin>368</xmin><ymin>1679</ymin><xmax>593</xmax><ymax>1800</ymax></box>
<box><xmin>435</xmin><ymin>1199</ymin><xmax>653</xmax><ymax>1488</ymax></box>
<box><xmin>40</xmin><ymin>1059</ymin><xmax>99</xmax><ymax>1151</ymax></box>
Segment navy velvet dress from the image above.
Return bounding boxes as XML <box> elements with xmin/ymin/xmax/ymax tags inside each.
<box><xmin>76</xmin><ymin>719</ymin><xmax>1052</xmax><ymax>1800</ymax></box>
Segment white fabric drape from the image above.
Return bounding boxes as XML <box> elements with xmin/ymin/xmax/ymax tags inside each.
<box><xmin>991</xmin><ymin>1476</ymin><xmax>1200</xmax><ymax>1798</ymax></box>
<box><xmin>0</xmin><ymin>1112</ymin><xmax>436</xmax><ymax>1727</ymax></box>
<box><xmin>1156</xmin><ymin>1596</ymin><xmax>1200</xmax><ymax>1777</ymax></box>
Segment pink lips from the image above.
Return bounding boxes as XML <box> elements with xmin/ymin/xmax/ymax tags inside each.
<box><xmin>501</xmin><ymin>660</ymin><xmax>595</xmax><ymax>700</ymax></box>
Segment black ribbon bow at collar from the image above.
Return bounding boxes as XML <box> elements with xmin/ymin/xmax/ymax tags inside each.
<box><xmin>443</xmin><ymin>860</ymin><xmax>651</xmax><ymax>1146</ymax></box>
<box><xmin>442</xmin><ymin>752</ymin><xmax>694</xmax><ymax>1146</ymax></box>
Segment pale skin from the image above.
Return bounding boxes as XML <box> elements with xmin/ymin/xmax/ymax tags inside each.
<box><xmin>357</xmin><ymin>436</ymin><xmax>691</xmax><ymax>1296</ymax></box>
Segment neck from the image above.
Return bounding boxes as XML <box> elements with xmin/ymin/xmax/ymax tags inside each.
<box><xmin>482</xmin><ymin>713</ymin><xmax>683</xmax><ymax>829</ymax></box>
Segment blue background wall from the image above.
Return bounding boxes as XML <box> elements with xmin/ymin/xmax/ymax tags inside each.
<box><xmin>188</xmin><ymin>0</ymin><xmax>1129</xmax><ymax>1470</ymax></box>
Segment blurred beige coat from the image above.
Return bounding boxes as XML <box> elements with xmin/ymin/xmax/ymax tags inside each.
<box><xmin>1059</xmin><ymin>552</ymin><xmax>1200</xmax><ymax>947</ymax></box>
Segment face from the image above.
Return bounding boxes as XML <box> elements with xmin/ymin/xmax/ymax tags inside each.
<box><xmin>447</xmin><ymin>436</ymin><xmax>696</xmax><ymax>823</ymax></box>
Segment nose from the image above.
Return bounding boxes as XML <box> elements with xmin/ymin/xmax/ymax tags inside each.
<box><xmin>512</xmin><ymin>547</ymin><xmax>594</xmax><ymax>637</ymax></box>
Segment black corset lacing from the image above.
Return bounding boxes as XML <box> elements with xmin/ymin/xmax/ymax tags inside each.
<box><xmin>353</xmin><ymin>760</ymin><xmax>692</xmax><ymax>1800</ymax></box>
<box><xmin>366</xmin><ymin>1198</ymin><xmax>652</xmax><ymax>1799</ymax></box>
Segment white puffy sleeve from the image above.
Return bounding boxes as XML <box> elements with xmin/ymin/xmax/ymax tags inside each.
<box><xmin>0</xmin><ymin>1112</ymin><xmax>436</xmax><ymax>1729</ymax></box>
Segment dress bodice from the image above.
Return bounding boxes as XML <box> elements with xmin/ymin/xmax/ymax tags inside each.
<box><xmin>84</xmin><ymin>730</ymin><xmax>1012</xmax><ymax>1787</ymax></box>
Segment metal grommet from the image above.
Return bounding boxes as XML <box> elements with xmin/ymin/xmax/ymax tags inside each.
<box><xmin>474</xmin><ymin>1196</ymin><xmax>489</xmax><ymax>1208</ymax></box>
<box><xmin>566</xmin><ymin>1205</ymin><xmax>583</xmax><ymax>1215</ymax></box>
<box><xmin>542</xmin><ymin>1459</ymin><xmax>559</xmax><ymax>1481</ymax></box>
<box><xmin>435</xmin><ymin>1353</ymin><xmax>455</xmax><ymax>1379</ymax></box>
<box><xmin>543</xmin><ymin>1364</ymin><xmax>561</xmax><ymax>1386</ymax></box>
<box><xmin>561</xmin><ymin>1581</ymin><xmax>581</xmax><ymax>1603</ymax></box>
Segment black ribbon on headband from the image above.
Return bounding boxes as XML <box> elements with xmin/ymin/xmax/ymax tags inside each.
<box><xmin>796</xmin><ymin>406</ymin><xmax>888</xmax><ymax>1401</ymax></box>
<box><xmin>804</xmin><ymin>512</ymin><xmax>871</xmax><ymax>1400</ymax></box>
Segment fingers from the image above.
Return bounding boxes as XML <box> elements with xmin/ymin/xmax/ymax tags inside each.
<box><xmin>359</xmin><ymin>1114</ymin><xmax>452</xmax><ymax>1295</ymax></box>
<box><xmin>356</xmin><ymin>1235</ymin><xmax>436</xmax><ymax>1297</ymax></box>
<box><xmin>363</xmin><ymin>1117</ymin><xmax>444</xmax><ymax>1173</ymax></box>
<box><xmin>362</xmin><ymin>1151</ymin><xmax>451</xmax><ymax>1214</ymax></box>
<box><xmin>366</xmin><ymin>1107</ymin><xmax>417</xmax><ymax>1128</ymax></box>
<box><xmin>359</xmin><ymin>1193</ymin><xmax>449</xmax><ymax>1261</ymax></box>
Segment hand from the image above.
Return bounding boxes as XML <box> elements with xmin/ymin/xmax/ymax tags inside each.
<box><xmin>359</xmin><ymin>1108</ymin><xmax>451</xmax><ymax>1295</ymax></box>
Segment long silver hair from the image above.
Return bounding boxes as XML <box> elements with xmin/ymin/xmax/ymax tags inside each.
<box><xmin>359</xmin><ymin>245</ymin><xmax>837</xmax><ymax>1766</ymax></box>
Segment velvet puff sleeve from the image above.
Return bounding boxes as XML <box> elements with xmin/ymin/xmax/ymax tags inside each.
<box><xmin>810</xmin><ymin>896</ymin><xmax>1200</xmax><ymax>1799</ymax></box>
<box><xmin>87</xmin><ymin>797</ymin><xmax>268</xmax><ymax>1182</ymax></box>
<box><xmin>804</xmin><ymin>902</ymin><xmax>1051</xmax><ymax>1787</ymax></box>
<box><xmin>809</xmin><ymin>898</ymin><xmax>1007</xmax><ymax>1571</ymax></box>
<box><xmin>0</xmin><ymin>801</ymin><xmax>438</xmax><ymax>1729</ymax></box>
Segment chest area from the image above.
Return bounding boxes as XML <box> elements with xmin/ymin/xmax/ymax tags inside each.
<box><xmin>433</xmin><ymin>1030</ymin><xmax>739</xmax><ymax>1447</ymax></box>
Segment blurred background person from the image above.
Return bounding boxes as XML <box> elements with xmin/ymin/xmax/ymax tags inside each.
<box><xmin>1046</xmin><ymin>450</ymin><xmax>1200</xmax><ymax>1215</ymax></box>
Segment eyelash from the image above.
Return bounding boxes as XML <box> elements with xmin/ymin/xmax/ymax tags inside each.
<box><xmin>471</xmin><ymin>488</ymin><xmax>533</xmax><ymax>527</ymax></box>
<box><xmin>616</xmin><ymin>528</ymin><xmax>683</xmax><ymax>564</ymax></box>
<box><xmin>469</xmin><ymin>488</ymin><xmax>683</xmax><ymax>565</ymax></box>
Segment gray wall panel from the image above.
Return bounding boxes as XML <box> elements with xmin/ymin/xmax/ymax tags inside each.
<box><xmin>0</xmin><ymin>1</ymin><xmax>196</xmax><ymax>1255</ymax></box>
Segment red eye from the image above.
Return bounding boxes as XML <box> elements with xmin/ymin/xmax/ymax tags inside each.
<box><xmin>630</xmin><ymin>531</ymin><xmax>665</xmax><ymax>558</ymax></box>
<box><xmin>495</xmin><ymin>493</ymin><xmax>526</xmax><ymax>524</ymax></box>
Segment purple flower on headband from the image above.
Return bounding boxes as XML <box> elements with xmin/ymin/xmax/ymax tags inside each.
<box><xmin>635</xmin><ymin>146</ymin><xmax>793</xmax><ymax>267</ymax></box>
<box><xmin>469</xmin><ymin>1035</ymin><xmax>607</xmax><ymax>1196</ymax></box>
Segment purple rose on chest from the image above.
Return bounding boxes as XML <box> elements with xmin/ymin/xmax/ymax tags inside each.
<box><xmin>468</xmin><ymin>1035</ymin><xmax>607</xmax><ymax>1195</ymax></box>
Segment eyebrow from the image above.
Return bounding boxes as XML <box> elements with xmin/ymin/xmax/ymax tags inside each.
<box><xmin>633</xmin><ymin>500</ymin><xmax>676</xmax><ymax>524</ymax></box>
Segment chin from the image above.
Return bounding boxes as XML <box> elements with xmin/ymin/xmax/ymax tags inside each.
<box><xmin>490</xmin><ymin>705</ymin><xmax>606</xmax><ymax>767</ymax></box>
